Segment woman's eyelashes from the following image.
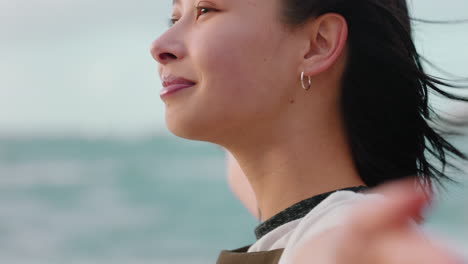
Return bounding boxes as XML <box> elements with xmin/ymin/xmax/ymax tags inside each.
<box><xmin>195</xmin><ymin>0</ymin><xmax>217</xmax><ymax>18</ymax></box>
<box><xmin>195</xmin><ymin>5</ymin><xmax>217</xmax><ymax>20</ymax></box>
<box><xmin>168</xmin><ymin>2</ymin><xmax>218</xmax><ymax>27</ymax></box>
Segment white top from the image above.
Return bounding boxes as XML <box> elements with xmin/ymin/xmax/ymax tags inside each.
<box><xmin>247</xmin><ymin>190</ymin><xmax>382</xmax><ymax>264</ymax></box>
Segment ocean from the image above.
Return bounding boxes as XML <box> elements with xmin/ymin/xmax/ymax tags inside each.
<box><xmin>0</xmin><ymin>135</ymin><xmax>467</xmax><ymax>263</ymax></box>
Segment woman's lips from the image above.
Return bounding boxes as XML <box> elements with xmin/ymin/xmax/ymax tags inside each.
<box><xmin>160</xmin><ymin>83</ymin><xmax>194</xmax><ymax>97</ymax></box>
<box><xmin>160</xmin><ymin>76</ymin><xmax>196</xmax><ymax>98</ymax></box>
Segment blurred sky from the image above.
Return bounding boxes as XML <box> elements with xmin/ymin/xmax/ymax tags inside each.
<box><xmin>0</xmin><ymin>0</ymin><xmax>467</xmax><ymax>137</ymax></box>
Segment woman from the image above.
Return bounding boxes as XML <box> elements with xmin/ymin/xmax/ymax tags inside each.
<box><xmin>150</xmin><ymin>0</ymin><xmax>466</xmax><ymax>263</ymax></box>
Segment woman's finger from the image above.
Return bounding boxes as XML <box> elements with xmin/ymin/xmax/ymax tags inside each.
<box><xmin>373</xmin><ymin>230</ymin><xmax>464</xmax><ymax>264</ymax></box>
<box><xmin>349</xmin><ymin>178</ymin><xmax>430</xmax><ymax>235</ymax></box>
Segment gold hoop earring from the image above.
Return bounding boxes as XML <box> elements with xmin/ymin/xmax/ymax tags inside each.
<box><xmin>301</xmin><ymin>71</ymin><xmax>312</xmax><ymax>91</ymax></box>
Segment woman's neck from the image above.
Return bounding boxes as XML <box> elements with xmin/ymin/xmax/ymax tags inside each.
<box><xmin>223</xmin><ymin>110</ymin><xmax>365</xmax><ymax>222</ymax></box>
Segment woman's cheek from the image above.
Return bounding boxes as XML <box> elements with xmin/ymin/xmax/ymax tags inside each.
<box><xmin>193</xmin><ymin>35</ymin><xmax>254</xmax><ymax>94</ymax></box>
<box><xmin>190</xmin><ymin>20</ymin><xmax>285</xmax><ymax>113</ymax></box>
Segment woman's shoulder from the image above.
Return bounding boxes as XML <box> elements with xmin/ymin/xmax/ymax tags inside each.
<box><xmin>291</xmin><ymin>190</ymin><xmax>383</xmax><ymax>239</ymax></box>
<box><xmin>249</xmin><ymin>190</ymin><xmax>383</xmax><ymax>254</ymax></box>
<box><xmin>304</xmin><ymin>190</ymin><xmax>380</xmax><ymax>222</ymax></box>
<box><xmin>278</xmin><ymin>190</ymin><xmax>383</xmax><ymax>263</ymax></box>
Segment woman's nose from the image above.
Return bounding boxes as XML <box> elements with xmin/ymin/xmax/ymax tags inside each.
<box><xmin>150</xmin><ymin>31</ymin><xmax>185</xmax><ymax>65</ymax></box>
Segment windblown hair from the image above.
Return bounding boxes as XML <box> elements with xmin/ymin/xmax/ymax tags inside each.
<box><xmin>281</xmin><ymin>0</ymin><xmax>467</xmax><ymax>188</ymax></box>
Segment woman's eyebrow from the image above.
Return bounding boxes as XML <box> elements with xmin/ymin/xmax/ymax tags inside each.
<box><xmin>173</xmin><ymin>0</ymin><xmax>181</xmax><ymax>5</ymax></box>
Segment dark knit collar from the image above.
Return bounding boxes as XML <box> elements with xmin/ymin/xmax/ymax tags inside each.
<box><xmin>254</xmin><ymin>186</ymin><xmax>368</xmax><ymax>240</ymax></box>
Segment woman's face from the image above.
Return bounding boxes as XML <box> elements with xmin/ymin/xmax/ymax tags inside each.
<box><xmin>151</xmin><ymin>0</ymin><xmax>304</xmax><ymax>142</ymax></box>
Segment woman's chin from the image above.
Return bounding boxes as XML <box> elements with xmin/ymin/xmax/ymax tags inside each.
<box><xmin>165</xmin><ymin>116</ymin><xmax>215</xmax><ymax>142</ymax></box>
<box><xmin>164</xmin><ymin>108</ymin><xmax>245</xmax><ymax>144</ymax></box>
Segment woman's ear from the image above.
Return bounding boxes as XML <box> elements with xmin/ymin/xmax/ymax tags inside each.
<box><xmin>301</xmin><ymin>13</ymin><xmax>348</xmax><ymax>76</ymax></box>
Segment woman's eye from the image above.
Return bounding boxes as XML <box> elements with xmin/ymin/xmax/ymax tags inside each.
<box><xmin>168</xmin><ymin>3</ymin><xmax>217</xmax><ymax>27</ymax></box>
<box><xmin>196</xmin><ymin>6</ymin><xmax>216</xmax><ymax>19</ymax></box>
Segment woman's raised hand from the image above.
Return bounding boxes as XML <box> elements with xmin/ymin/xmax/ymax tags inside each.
<box><xmin>292</xmin><ymin>179</ymin><xmax>464</xmax><ymax>264</ymax></box>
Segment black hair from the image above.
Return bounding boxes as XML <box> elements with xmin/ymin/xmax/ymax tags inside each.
<box><xmin>281</xmin><ymin>0</ymin><xmax>467</xmax><ymax>189</ymax></box>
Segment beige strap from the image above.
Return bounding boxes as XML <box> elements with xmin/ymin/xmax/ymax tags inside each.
<box><xmin>216</xmin><ymin>245</ymin><xmax>284</xmax><ymax>264</ymax></box>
